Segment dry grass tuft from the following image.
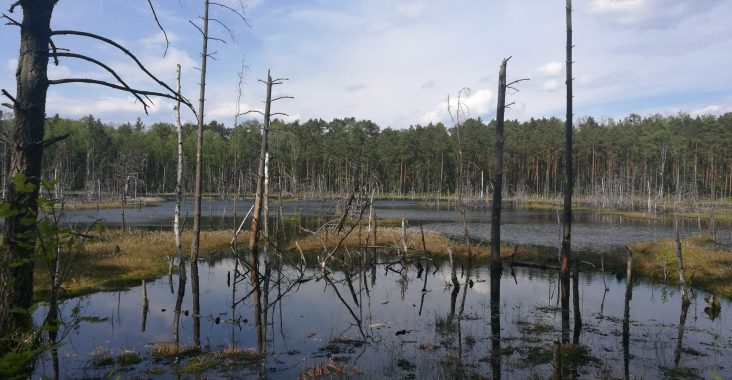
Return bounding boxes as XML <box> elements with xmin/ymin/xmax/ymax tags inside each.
<box><xmin>34</xmin><ymin>229</ymin><xmax>249</xmax><ymax>299</ymax></box>
<box><xmin>150</xmin><ymin>343</ymin><xmax>199</xmax><ymax>359</ymax></box>
<box><xmin>299</xmin><ymin>362</ymin><xmax>360</xmax><ymax>379</ymax></box>
<box><xmin>629</xmin><ymin>235</ymin><xmax>732</xmax><ymax>298</ymax></box>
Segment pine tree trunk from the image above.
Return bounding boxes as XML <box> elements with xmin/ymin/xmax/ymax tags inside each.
<box><xmin>0</xmin><ymin>1</ymin><xmax>56</xmax><ymax>346</ymax></box>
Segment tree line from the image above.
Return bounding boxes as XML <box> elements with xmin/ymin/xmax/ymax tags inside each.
<box><xmin>3</xmin><ymin>110</ymin><xmax>729</xmax><ymax>204</ymax></box>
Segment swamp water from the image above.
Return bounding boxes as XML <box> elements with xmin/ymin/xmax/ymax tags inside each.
<box><xmin>34</xmin><ymin>200</ymin><xmax>732</xmax><ymax>378</ymax></box>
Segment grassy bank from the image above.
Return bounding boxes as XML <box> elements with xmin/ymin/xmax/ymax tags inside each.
<box><xmin>290</xmin><ymin>226</ymin><xmax>536</xmax><ymax>259</ymax></box>
<box><xmin>34</xmin><ymin>229</ymin><xmax>249</xmax><ymax>300</ymax></box>
<box><xmin>629</xmin><ymin>236</ymin><xmax>732</xmax><ymax>298</ymax></box>
<box><xmin>49</xmin><ymin>196</ymin><xmax>167</xmax><ymax>212</ymax></box>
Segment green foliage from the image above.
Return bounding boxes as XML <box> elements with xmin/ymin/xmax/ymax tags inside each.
<box><xmin>36</xmin><ymin>111</ymin><xmax>732</xmax><ymax>198</ymax></box>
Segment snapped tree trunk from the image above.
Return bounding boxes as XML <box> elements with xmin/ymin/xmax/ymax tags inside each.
<box><xmin>491</xmin><ymin>57</ymin><xmax>509</xmax><ymax>270</ymax></box>
<box><xmin>0</xmin><ymin>1</ymin><xmax>56</xmax><ymax>344</ymax></box>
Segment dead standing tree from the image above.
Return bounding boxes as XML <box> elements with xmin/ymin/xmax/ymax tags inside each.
<box><xmin>0</xmin><ymin>1</ymin><xmax>192</xmax><ymax>349</ymax></box>
<box><xmin>491</xmin><ymin>56</ymin><xmax>528</xmax><ymax>272</ymax></box>
<box><xmin>243</xmin><ymin>70</ymin><xmax>292</xmax><ymax>348</ymax></box>
<box><xmin>189</xmin><ymin>0</ymin><xmax>249</xmax><ymax>261</ymax></box>
<box><xmin>560</xmin><ymin>0</ymin><xmax>574</xmax><ymax>344</ymax></box>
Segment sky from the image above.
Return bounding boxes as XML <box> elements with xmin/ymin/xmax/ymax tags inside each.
<box><xmin>1</xmin><ymin>0</ymin><xmax>731</xmax><ymax>129</ymax></box>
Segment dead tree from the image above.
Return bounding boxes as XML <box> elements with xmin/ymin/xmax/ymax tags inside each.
<box><xmin>173</xmin><ymin>64</ymin><xmax>185</xmax><ymax>272</ymax></box>
<box><xmin>0</xmin><ymin>1</ymin><xmax>191</xmax><ymax>348</ymax></box>
<box><xmin>189</xmin><ymin>0</ymin><xmax>249</xmax><ymax>260</ymax></box>
<box><xmin>189</xmin><ymin>0</ymin><xmax>210</xmax><ymax>262</ymax></box>
<box><xmin>558</xmin><ymin>0</ymin><xmax>574</xmax><ymax>345</ymax></box>
<box><xmin>244</xmin><ymin>70</ymin><xmax>291</xmax><ymax>339</ymax></box>
<box><xmin>560</xmin><ymin>0</ymin><xmax>574</xmax><ymax>277</ymax></box>
<box><xmin>491</xmin><ymin>57</ymin><xmax>527</xmax><ymax>271</ymax></box>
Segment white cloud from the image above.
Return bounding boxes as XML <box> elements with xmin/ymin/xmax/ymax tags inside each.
<box><xmin>46</xmin><ymin>91</ymin><xmax>172</xmax><ymax>117</ymax></box>
<box><xmin>419</xmin><ymin>88</ymin><xmax>494</xmax><ymax>125</ymax></box>
<box><xmin>536</xmin><ymin>61</ymin><xmax>563</xmax><ymax>77</ymax></box>
<box><xmin>5</xmin><ymin>59</ymin><xmax>17</xmax><ymax>72</ymax></box>
<box><xmin>396</xmin><ymin>3</ymin><xmax>425</xmax><ymax>18</ymax></box>
<box><xmin>541</xmin><ymin>80</ymin><xmax>561</xmax><ymax>92</ymax></box>
<box><xmin>691</xmin><ymin>104</ymin><xmax>729</xmax><ymax>116</ymax></box>
<box><xmin>586</xmin><ymin>0</ymin><xmax>722</xmax><ymax>28</ymax></box>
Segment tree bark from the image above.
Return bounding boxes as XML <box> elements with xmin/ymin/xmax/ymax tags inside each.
<box><xmin>491</xmin><ymin>57</ymin><xmax>509</xmax><ymax>270</ymax></box>
<box><xmin>1</xmin><ymin>1</ymin><xmax>56</xmax><ymax>345</ymax></box>
<box><xmin>174</xmin><ymin>64</ymin><xmax>185</xmax><ymax>270</ymax></box>
<box><xmin>190</xmin><ymin>0</ymin><xmax>210</xmax><ymax>261</ymax></box>
<box><xmin>560</xmin><ymin>0</ymin><xmax>573</xmax><ymax>277</ymax></box>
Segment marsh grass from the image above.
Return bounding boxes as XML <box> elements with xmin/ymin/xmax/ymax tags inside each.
<box><xmin>299</xmin><ymin>362</ymin><xmax>359</xmax><ymax>379</ymax></box>
<box><xmin>180</xmin><ymin>347</ymin><xmax>262</xmax><ymax>374</ymax></box>
<box><xmin>629</xmin><ymin>235</ymin><xmax>732</xmax><ymax>298</ymax></box>
<box><xmin>290</xmin><ymin>226</ymin><xmax>534</xmax><ymax>259</ymax></box>
<box><xmin>34</xmin><ymin>229</ymin><xmax>249</xmax><ymax>299</ymax></box>
<box><xmin>47</xmin><ymin>197</ymin><xmax>166</xmax><ymax>212</ymax></box>
<box><xmin>600</xmin><ymin>209</ymin><xmax>732</xmax><ymax>224</ymax></box>
<box><xmin>150</xmin><ymin>343</ymin><xmax>199</xmax><ymax>360</ymax></box>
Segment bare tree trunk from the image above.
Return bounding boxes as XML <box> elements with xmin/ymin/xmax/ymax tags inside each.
<box><xmin>190</xmin><ymin>0</ymin><xmax>210</xmax><ymax>261</ymax></box>
<box><xmin>263</xmin><ymin>152</ymin><xmax>270</xmax><ymax>241</ymax></box>
<box><xmin>174</xmin><ymin>64</ymin><xmax>185</xmax><ymax>269</ymax></box>
<box><xmin>623</xmin><ymin>245</ymin><xmax>633</xmax><ymax>380</ymax></box>
<box><xmin>674</xmin><ymin>216</ymin><xmax>690</xmax><ymax>304</ymax></box>
<box><xmin>560</xmin><ymin>0</ymin><xmax>574</xmax><ymax>277</ymax></box>
<box><xmin>491</xmin><ymin>57</ymin><xmax>509</xmax><ymax>270</ymax></box>
<box><xmin>0</xmin><ymin>0</ymin><xmax>56</xmax><ymax>349</ymax></box>
<box><xmin>248</xmin><ymin>71</ymin><xmax>276</xmax><ymax>344</ymax></box>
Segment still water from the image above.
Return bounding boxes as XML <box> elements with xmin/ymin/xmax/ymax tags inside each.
<box><xmin>35</xmin><ymin>200</ymin><xmax>732</xmax><ymax>379</ymax></box>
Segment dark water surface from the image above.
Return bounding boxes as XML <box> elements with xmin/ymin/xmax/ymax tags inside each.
<box><xmin>33</xmin><ymin>200</ymin><xmax>732</xmax><ymax>379</ymax></box>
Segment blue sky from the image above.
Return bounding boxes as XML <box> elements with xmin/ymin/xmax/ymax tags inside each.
<box><xmin>1</xmin><ymin>0</ymin><xmax>731</xmax><ymax>128</ymax></box>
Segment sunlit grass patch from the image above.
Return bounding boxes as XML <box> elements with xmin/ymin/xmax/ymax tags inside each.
<box><xmin>89</xmin><ymin>347</ymin><xmax>114</xmax><ymax>368</ymax></box>
<box><xmin>117</xmin><ymin>349</ymin><xmax>142</xmax><ymax>366</ymax></box>
<box><xmin>629</xmin><ymin>235</ymin><xmax>732</xmax><ymax>298</ymax></box>
<box><xmin>299</xmin><ymin>361</ymin><xmax>360</xmax><ymax>379</ymax></box>
<box><xmin>34</xmin><ymin>229</ymin><xmax>249</xmax><ymax>299</ymax></box>
<box><xmin>150</xmin><ymin>343</ymin><xmax>199</xmax><ymax>359</ymax></box>
<box><xmin>179</xmin><ymin>347</ymin><xmax>262</xmax><ymax>374</ymax></box>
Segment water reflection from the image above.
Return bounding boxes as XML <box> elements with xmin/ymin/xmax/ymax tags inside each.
<box><xmin>33</xmin><ymin>250</ymin><xmax>732</xmax><ymax>379</ymax></box>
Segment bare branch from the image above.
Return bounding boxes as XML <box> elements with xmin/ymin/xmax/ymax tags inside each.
<box><xmin>51</xmin><ymin>29</ymin><xmax>191</xmax><ymax>108</ymax></box>
<box><xmin>146</xmin><ymin>0</ymin><xmax>170</xmax><ymax>57</ymax></box>
<box><xmin>210</xmin><ymin>1</ymin><xmax>251</xmax><ymax>26</ymax></box>
<box><xmin>1</xmin><ymin>89</ymin><xmax>18</xmax><ymax>107</ymax></box>
<box><xmin>270</xmin><ymin>96</ymin><xmax>294</xmax><ymax>102</ymax></box>
<box><xmin>506</xmin><ymin>78</ymin><xmax>530</xmax><ymax>87</ymax></box>
<box><xmin>189</xmin><ymin>19</ymin><xmax>205</xmax><ymax>36</ymax></box>
<box><xmin>36</xmin><ymin>133</ymin><xmax>70</xmax><ymax>148</ymax></box>
<box><xmin>48</xmin><ymin>39</ymin><xmax>59</xmax><ymax>65</ymax></box>
<box><xmin>1</xmin><ymin>103</ymin><xmax>12</xmax><ymax>110</ymax></box>
<box><xmin>2</xmin><ymin>12</ymin><xmax>20</xmax><ymax>26</ymax></box>
<box><xmin>240</xmin><ymin>110</ymin><xmax>265</xmax><ymax>116</ymax></box>
<box><xmin>48</xmin><ymin>78</ymin><xmax>186</xmax><ymax>114</ymax></box>
<box><xmin>8</xmin><ymin>1</ymin><xmax>20</xmax><ymax>13</ymax></box>
<box><xmin>270</xmin><ymin>112</ymin><xmax>290</xmax><ymax>117</ymax></box>
<box><xmin>51</xmin><ymin>52</ymin><xmax>149</xmax><ymax>108</ymax></box>
<box><xmin>209</xmin><ymin>17</ymin><xmax>236</xmax><ymax>43</ymax></box>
